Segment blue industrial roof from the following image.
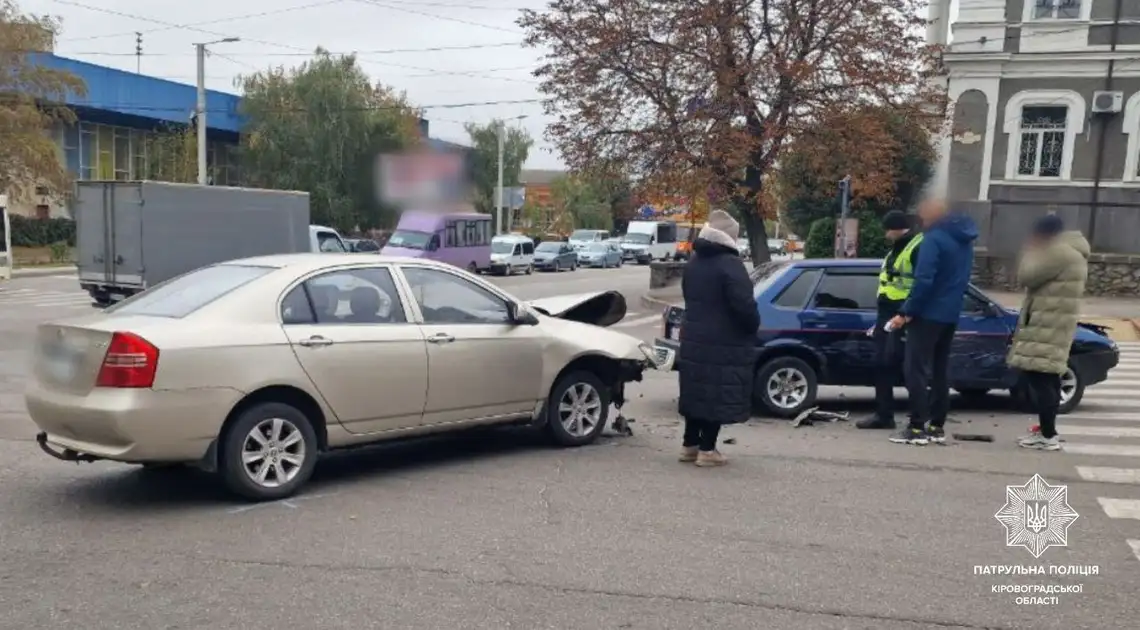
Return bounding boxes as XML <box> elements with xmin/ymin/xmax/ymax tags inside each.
<box><xmin>31</xmin><ymin>53</ymin><xmax>242</xmax><ymax>133</ymax></box>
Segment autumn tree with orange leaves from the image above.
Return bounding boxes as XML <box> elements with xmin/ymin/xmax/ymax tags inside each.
<box><xmin>519</xmin><ymin>0</ymin><xmax>944</xmax><ymax>263</ymax></box>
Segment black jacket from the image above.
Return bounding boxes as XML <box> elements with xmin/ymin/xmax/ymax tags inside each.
<box><xmin>878</xmin><ymin>230</ymin><xmax>922</xmax><ymax>311</ymax></box>
<box><xmin>677</xmin><ymin>238</ymin><xmax>761</xmax><ymax>425</ymax></box>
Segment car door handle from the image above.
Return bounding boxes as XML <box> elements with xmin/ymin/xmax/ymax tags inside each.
<box><xmin>298</xmin><ymin>336</ymin><xmax>334</xmax><ymax>347</ymax></box>
<box><xmin>427</xmin><ymin>333</ymin><xmax>455</xmax><ymax>344</ymax></box>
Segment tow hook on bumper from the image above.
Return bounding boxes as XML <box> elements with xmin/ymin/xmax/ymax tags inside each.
<box><xmin>36</xmin><ymin>432</ymin><xmax>101</xmax><ymax>463</ymax></box>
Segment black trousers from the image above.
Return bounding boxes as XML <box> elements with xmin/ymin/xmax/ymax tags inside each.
<box><xmin>904</xmin><ymin>318</ymin><xmax>957</xmax><ymax>429</ymax></box>
<box><xmin>682</xmin><ymin>418</ymin><xmax>721</xmax><ymax>451</ymax></box>
<box><xmin>1022</xmin><ymin>371</ymin><xmax>1061</xmax><ymax>438</ymax></box>
<box><xmin>872</xmin><ymin>306</ymin><xmax>905</xmax><ymax>420</ymax></box>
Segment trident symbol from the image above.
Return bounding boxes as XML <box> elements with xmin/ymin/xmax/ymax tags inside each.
<box><xmin>1026</xmin><ymin>501</ymin><xmax>1048</xmax><ymax>533</ymax></box>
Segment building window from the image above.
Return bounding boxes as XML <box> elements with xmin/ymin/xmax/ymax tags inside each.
<box><xmin>1033</xmin><ymin>0</ymin><xmax>1080</xmax><ymax>19</ymax></box>
<box><xmin>1017</xmin><ymin>106</ymin><xmax>1067</xmax><ymax>178</ymax></box>
<box><xmin>78</xmin><ymin>122</ymin><xmax>96</xmax><ymax>181</ymax></box>
<box><xmin>1002</xmin><ymin>90</ymin><xmax>1086</xmax><ymax>182</ymax></box>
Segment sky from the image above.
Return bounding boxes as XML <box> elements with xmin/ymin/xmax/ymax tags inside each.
<box><xmin>25</xmin><ymin>0</ymin><xmax>562</xmax><ymax>168</ymax></box>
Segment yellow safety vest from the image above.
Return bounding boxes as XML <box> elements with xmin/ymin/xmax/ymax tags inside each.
<box><xmin>877</xmin><ymin>233</ymin><xmax>924</xmax><ymax>301</ymax></box>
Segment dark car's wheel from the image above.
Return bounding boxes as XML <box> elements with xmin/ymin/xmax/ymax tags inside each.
<box><xmin>1058</xmin><ymin>364</ymin><xmax>1084</xmax><ymax>414</ymax></box>
<box><xmin>545</xmin><ymin>370</ymin><xmax>610</xmax><ymax>446</ymax></box>
<box><xmin>754</xmin><ymin>356</ymin><xmax>818</xmax><ymax>418</ymax></box>
<box><xmin>219</xmin><ymin>402</ymin><xmax>319</xmax><ymax>501</ymax></box>
<box><xmin>466</xmin><ymin>262</ymin><xmax>477</xmax><ymax>273</ymax></box>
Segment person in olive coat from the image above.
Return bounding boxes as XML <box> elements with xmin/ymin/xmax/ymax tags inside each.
<box><xmin>676</xmin><ymin>210</ymin><xmax>761</xmax><ymax>467</ymax></box>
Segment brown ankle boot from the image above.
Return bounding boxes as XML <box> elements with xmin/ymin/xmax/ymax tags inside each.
<box><xmin>679</xmin><ymin>446</ymin><xmax>699</xmax><ymax>462</ymax></box>
<box><xmin>696</xmin><ymin>450</ymin><xmax>727</xmax><ymax>467</ymax></box>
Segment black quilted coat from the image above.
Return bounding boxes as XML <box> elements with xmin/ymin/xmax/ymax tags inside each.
<box><xmin>676</xmin><ymin>239</ymin><xmax>761</xmax><ymax>424</ymax></box>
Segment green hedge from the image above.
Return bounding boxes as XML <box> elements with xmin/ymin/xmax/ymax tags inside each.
<box><xmin>9</xmin><ymin>216</ymin><xmax>76</xmax><ymax>247</ymax></box>
<box><xmin>804</xmin><ymin>211</ymin><xmax>889</xmax><ymax>259</ymax></box>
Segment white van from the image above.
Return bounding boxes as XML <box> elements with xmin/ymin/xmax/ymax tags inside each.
<box><xmin>620</xmin><ymin>221</ymin><xmax>678</xmax><ymax>263</ymax></box>
<box><xmin>490</xmin><ymin>234</ymin><xmax>536</xmax><ymax>275</ymax></box>
<box><xmin>568</xmin><ymin>229</ymin><xmax>611</xmax><ymax>250</ymax></box>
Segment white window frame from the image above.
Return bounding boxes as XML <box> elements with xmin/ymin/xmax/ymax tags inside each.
<box><xmin>1022</xmin><ymin>0</ymin><xmax>1090</xmax><ymax>22</ymax></box>
<box><xmin>1003</xmin><ymin>90</ymin><xmax>1086</xmax><ymax>181</ymax></box>
<box><xmin>1123</xmin><ymin>92</ymin><xmax>1140</xmax><ymax>182</ymax></box>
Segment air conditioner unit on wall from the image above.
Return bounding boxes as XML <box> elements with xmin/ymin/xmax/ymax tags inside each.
<box><xmin>1092</xmin><ymin>91</ymin><xmax>1124</xmax><ymax>114</ymax></box>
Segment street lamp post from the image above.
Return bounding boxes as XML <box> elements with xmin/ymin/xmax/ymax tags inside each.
<box><xmin>194</xmin><ymin>38</ymin><xmax>239</xmax><ymax>185</ymax></box>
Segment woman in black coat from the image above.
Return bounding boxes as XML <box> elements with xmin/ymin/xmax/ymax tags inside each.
<box><xmin>677</xmin><ymin>210</ymin><xmax>761</xmax><ymax>467</ymax></box>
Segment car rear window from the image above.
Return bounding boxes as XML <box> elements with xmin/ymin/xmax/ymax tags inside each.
<box><xmin>106</xmin><ymin>265</ymin><xmax>274</xmax><ymax>318</ymax></box>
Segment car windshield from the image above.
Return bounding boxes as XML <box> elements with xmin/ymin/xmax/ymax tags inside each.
<box><xmin>536</xmin><ymin>242</ymin><xmax>562</xmax><ymax>252</ymax></box>
<box><xmin>387</xmin><ymin>230</ymin><xmax>432</xmax><ymax>250</ymax></box>
<box><xmin>623</xmin><ymin>233</ymin><xmax>651</xmax><ymax>244</ymax></box>
<box><xmin>570</xmin><ymin>230</ymin><xmax>596</xmax><ymax>241</ymax></box>
<box><xmin>491</xmin><ymin>241</ymin><xmax>515</xmax><ymax>254</ymax></box>
<box><xmin>586</xmin><ymin>243</ymin><xmax>608</xmax><ymax>252</ymax></box>
<box><xmin>106</xmin><ymin>264</ymin><xmax>274</xmax><ymax>318</ymax></box>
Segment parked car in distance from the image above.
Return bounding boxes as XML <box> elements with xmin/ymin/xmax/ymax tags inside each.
<box><xmin>620</xmin><ymin>221</ymin><xmax>679</xmax><ymax>263</ymax></box>
<box><xmin>490</xmin><ymin>234</ymin><xmax>536</xmax><ymax>275</ymax></box>
<box><xmin>578</xmin><ymin>241</ymin><xmax>623</xmax><ymax>268</ymax></box>
<box><xmin>27</xmin><ymin>254</ymin><xmax>657</xmax><ymax>501</ymax></box>
<box><xmin>534</xmin><ymin>241</ymin><xmax>578</xmax><ymax>272</ymax></box>
<box><xmin>653</xmin><ymin>259</ymin><xmax>1119</xmax><ymax>417</ymax></box>
<box><xmin>345</xmin><ymin>238</ymin><xmax>380</xmax><ymax>253</ymax></box>
<box><xmin>736</xmin><ymin>238</ymin><xmax>751</xmax><ymax>259</ymax></box>
<box><xmin>381</xmin><ymin>210</ymin><xmax>492</xmax><ymax>273</ymax></box>
<box><xmin>767</xmin><ymin>238</ymin><xmax>787</xmax><ymax>256</ymax></box>
<box><xmin>569</xmin><ymin>229</ymin><xmax>611</xmax><ymax>250</ymax></box>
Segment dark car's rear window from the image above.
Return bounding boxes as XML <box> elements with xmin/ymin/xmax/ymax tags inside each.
<box><xmin>106</xmin><ymin>264</ymin><xmax>274</xmax><ymax>318</ymax></box>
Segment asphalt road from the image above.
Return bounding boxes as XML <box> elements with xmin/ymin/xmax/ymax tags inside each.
<box><xmin>2</xmin><ymin>268</ymin><xmax>1139</xmax><ymax>629</ymax></box>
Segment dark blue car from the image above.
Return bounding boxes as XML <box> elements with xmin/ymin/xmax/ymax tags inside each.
<box><xmin>653</xmin><ymin>259</ymin><xmax>1120</xmax><ymax>417</ymax></box>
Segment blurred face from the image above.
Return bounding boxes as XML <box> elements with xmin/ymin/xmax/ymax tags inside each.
<box><xmin>885</xmin><ymin>228</ymin><xmax>908</xmax><ymax>242</ymax></box>
<box><xmin>917</xmin><ymin>199</ymin><xmax>948</xmax><ymax>227</ymax></box>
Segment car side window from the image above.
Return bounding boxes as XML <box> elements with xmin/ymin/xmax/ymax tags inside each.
<box><xmin>522</xmin><ymin>241</ymin><xmax>534</xmax><ymax>255</ymax></box>
<box><xmin>402</xmin><ymin>267</ymin><xmax>511</xmax><ymax>325</ymax></box>
<box><xmin>282</xmin><ymin>267</ymin><xmax>405</xmax><ymax>325</ymax></box>
<box><xmin>962</xmin><ymin>291</ymin><xmax>989</xmax><ymax>314</ymax></box>
<box><xmin>810</xmin><ymin>272</ymin><xmax>878</xmax><ymax>310</ymax></box>
<box><xmin>773</xmin><ymin>269</ymin><xmax>821</xmax><ymax>309</ymax></box>
<box><xmin>513</xmin><ymin>244</ymin><xmax>522</xmax><ymax>255</ymax></box>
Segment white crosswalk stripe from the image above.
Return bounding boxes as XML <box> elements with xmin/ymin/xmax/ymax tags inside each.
<box><xmin>0</xmin><ymin>287</ymin><xmax>94</xmax><ymax>311</ymax></box>
<box><xmin>1064</xmin><ymin>343</ymin><xmax>1140</xmax><ymax>564</ymax></box>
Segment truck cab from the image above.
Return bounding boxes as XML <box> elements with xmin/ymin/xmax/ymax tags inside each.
<box><xmin>309</xmin><ymin>225</ymin><xmax>348</xmax><ymax>253</ymax></box>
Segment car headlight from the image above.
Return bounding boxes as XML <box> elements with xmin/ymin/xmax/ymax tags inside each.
<box><xmin>638</xmin><ymin>342</ymin><xmax>657</xmax><ymax>363</ymax></box>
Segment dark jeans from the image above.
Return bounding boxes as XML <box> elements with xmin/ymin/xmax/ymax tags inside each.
<box><xmin>872</xmin><ymin>306</ymin><xmax>905</xmax><ymax>420</ymax></box>
<box><xmin>904</xmin><ymin>318</ymin><xmax>957</xmax><ymax>429</ymax></box>
<box><xmin>683</xmin><ymin>418</ymin><xmax>721</xmax><ymax>452</ymax></box>
<box><xmin>1022</xmin><ymin>371</ymin><xmax>1060</xmax><ymax>438</ymax></box>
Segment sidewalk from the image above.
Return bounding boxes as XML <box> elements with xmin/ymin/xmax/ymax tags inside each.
<box><xmin>9</xmin><ymin>265</ymin><xmax>75</xmax><ymax>278</ymax></box>
<box><xmin>642</xmin><ymin>287</ymin><xmax>1140</xmax><ymax>341</ymax></box>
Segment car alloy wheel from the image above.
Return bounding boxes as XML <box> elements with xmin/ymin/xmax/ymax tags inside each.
<box><xmin>767</xmin><ymin>367</ymin><xmax>808</xmax><ymax>409</ymax></box>
<box><xmin>1057</xmin><ymin>365</ymin><xmax>1084</xmax><ymax>414</ymax></box>
<box><xmin>546</xmin><ymin>370</ymin><xmax>610</xmax><ymax>446</ymax></box>
<box><xmin>242</xmin><ymin>417</ymin><xmax>306</xmax><ymax>489</ymax></box>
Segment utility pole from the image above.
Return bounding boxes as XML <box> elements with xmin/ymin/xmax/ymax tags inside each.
<box><xmin>495</xmin><ymin>120</ymin><xmax>505</xmax><ymax>234</ymax></box>
<box><xmin>837</xmin><ymin>175</ymin><xmax>851</xmax><ymax>258</ymax></box>
<box><xmin>135</xmin><ymin>33</ymin><xmax>142</xmax><ymax>73</ymax></box>
<box><xmin>194</xmin><ymin>38</ymin><xmax>239</xmax><ymax>186</ymax></box>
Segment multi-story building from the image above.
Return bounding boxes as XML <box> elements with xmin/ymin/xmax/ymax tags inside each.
<box><xmin>930</xmin><ymin>0</ymin><xmax>1140</xmax><ymax>295</ymax></box>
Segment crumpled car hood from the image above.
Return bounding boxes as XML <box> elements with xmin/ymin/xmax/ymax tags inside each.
<box><xmin>527</xmin><ymin>291</ymin><xmax>627</xmax><ymax>328</ymax></box>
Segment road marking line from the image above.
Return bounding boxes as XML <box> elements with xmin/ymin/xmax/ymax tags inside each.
<box><xmin>1097</xmin><ymin>497</ymin><xmax>1140</xmax><ymax>520</ymax></box>
<box><xmin>1059</xmin><ymin>425</ymin><xmax>1140</xmax><ymax>438</ymax></box>
<box><xmin>1063</xmin><ymin>443</ymin><xmax>1140</xmax><ymax>457</ymax></box>
<box><xmin>1062</xmin><ymin>412</ymin><xmax>1140</xmax><ymax>422</ymax></box>
<box><xmin>1128</xmin><ymin>540</ymin><xmax>1140</xmax><ymax>564</ymax></box>
<box><xmin>615</xmin><ymin>314</ymin><xmax>662</xmax><ymax>328</ymax></box>
<box><xmin>1075</xmin><ymin>467</ymin><xmax>1140</xmax><ymax>484</ymax></box>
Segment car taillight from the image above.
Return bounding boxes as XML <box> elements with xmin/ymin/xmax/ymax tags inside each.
<box><xmin>96</xmin><ymin>332</ymin><xmax>159</xmax><ymax>388</ymax></box>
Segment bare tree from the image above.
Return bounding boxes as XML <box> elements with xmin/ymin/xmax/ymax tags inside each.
<box><xmin>519</xmin><ymin>0</ymin><xmax>943</xmax><ymax>262</ymax></box>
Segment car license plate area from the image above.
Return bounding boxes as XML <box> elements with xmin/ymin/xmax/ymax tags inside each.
<box><xmin>41</xmin><ymin>345</ymin><xmax>80</xmax><ymax>383</ymax></box>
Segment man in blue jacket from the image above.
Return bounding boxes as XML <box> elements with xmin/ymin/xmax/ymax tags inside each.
<box><xmin>887</xmin><ymin>199</ymin><xmax>979</xmax><ymax>445</ymax></box>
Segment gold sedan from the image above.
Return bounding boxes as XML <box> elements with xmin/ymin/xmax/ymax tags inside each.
<box><xmin>26</xmin><ymin>254</ymin><xmax>656</xmax><ymax>501</ymax></box>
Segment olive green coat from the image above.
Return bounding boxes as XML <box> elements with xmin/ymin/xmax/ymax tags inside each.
<box><xmin>1007</xmin><ymin>231</ymin><xmax>1090</xmax><ymax>375</ymax></box>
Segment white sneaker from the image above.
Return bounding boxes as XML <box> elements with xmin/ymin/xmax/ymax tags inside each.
<box><xmin>1018</xmin><ymin>433</ymin><xmax>1061</xmax><ymax>451</ymax></box>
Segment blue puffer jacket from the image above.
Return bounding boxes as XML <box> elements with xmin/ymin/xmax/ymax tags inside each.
<box><xmin>899</xmin><ymin>213</ymin><xmax>979</xmax><ymax>324</ymax></box>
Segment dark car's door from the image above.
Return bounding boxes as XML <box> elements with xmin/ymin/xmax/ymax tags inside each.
<box><xmin>801</xmin><ymin>268</ymin><xmax>880</xmax><ymax>385</ymax></box>
<box><xmin>950</xmin><ymin>289</ymin><xmax>1016</xmax><ymax>388</ymax></box>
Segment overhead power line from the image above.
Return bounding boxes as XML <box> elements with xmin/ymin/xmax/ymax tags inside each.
<box><xmin>52</xmin><ymin>42</ymin><xmax>526</xmax><ymax>57</ymax></box>
<box><xmin>62</xmin><ymin>97</ymin><xmax>544</xmax><ymax>114</ymax></box>
<box><xmin>352</xmin><ymin>0</ymin><xmax>522</xmax><ymax>35</ymax></box>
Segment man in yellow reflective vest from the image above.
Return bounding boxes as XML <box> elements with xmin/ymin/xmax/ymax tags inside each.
<box><xmin>856</xmin><ymin>211</ymin><xmax>923</xmax><ymax>430</ymax></box>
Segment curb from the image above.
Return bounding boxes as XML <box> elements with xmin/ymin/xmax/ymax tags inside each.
<box><xmin>1131</xmin><ymin>318</ymin><xmax>1140</xmax><ymax>337</ymax></box>
<box><xmin>12</xmin><ymin>266</ymin><xmax>75</xmax><ymax>278</ymax></box>
<box><xmin>640</xmin><ymin>293</ymin><xmax>678</xmax><ymax>312</ymax></box>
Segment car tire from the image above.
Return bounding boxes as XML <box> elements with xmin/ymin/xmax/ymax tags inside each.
<box><xmin>1058</xmin><ymin>364</ymin><xmax>1085</xmax><ymax>414</ymax></box>
<box><xmin>545</xmin><ymin>370</ymin><xmax>611</xmax><ymax>447</ymax></box>
<box><xmin>219</xmin><ymin>402</ymin><xmax>319</xmax><ymax>501</ymax></box>
<box><xmin>552</xmin><ymin>261</ymin><xmax>560</xmax><ymax>272</ymax></box>
<box><xmin>466</xmin><ymin>262</ymin><xmax>477</xmax><ymax>273</ymax></box>
<box><xmin>525</xmin><ymin>264</ymin><xmax>533</xmax><ymax>275</ymax></box>
<box><xmin>753</xmin><ymin>356</ymin><xmax>818</xmax><ymax>418</ymax></box>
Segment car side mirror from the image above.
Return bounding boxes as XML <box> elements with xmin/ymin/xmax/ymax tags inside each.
<box><xmin>508</xmin><ymin>301</ymin><xmax>539</xmax><ymax>326</ymax></box>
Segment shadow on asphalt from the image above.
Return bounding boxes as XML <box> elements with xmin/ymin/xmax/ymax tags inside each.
<box><xmin>47</xmin><ymin>426</ymin><xmax>557</xmax><ymax>512</ymax></box>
